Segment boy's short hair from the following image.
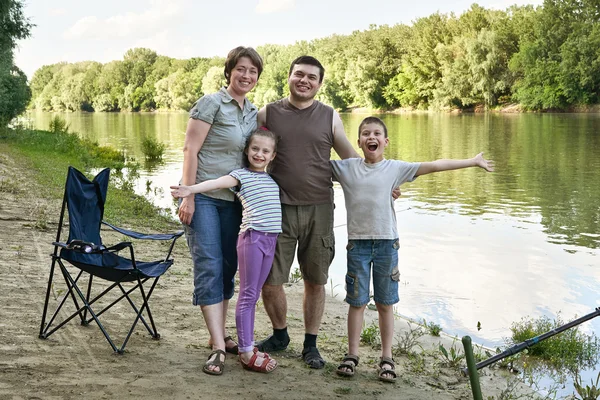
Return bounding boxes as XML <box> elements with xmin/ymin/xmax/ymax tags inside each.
<box><xmin>224</xmin><ymin>47</ymin><xmax>263</xmax><ymax>85</ymax></box>
<box><xmin>288</xmin><ymin>55</ymin><xmax>325</xmax><ymax>83</ymax></box>
<box><xmin>358</xmin><ymin>116</ymin><xmax>388</xmax><ymax>138</ymax></box>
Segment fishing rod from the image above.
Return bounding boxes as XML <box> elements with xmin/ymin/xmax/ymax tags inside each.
<box><xmin>462</xmin><ymin>307</ymin><xmax>600</xmax><ymax>376</ymax></box>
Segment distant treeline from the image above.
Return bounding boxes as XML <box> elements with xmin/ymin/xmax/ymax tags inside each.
<box><xmin>29</xmin><ymin>1</ymin><xmax>600</xmax><ymax>113</ymax></box>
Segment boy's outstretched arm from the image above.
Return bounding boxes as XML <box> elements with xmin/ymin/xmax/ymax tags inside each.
<box><xmin>415</xmin><ymin>152</ymin><xmax>494</xmax><ymax>177</ymax></box>
<box><xmin>170</xmin><ymin>175</ymin><xmax>239</xmax><ymax>198</ymax></box>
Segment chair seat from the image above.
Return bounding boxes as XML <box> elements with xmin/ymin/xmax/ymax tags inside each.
<box><xmin>61</xmin><ymin>248</ymin><xmax>173</xmax><ymax>282</ymax></box>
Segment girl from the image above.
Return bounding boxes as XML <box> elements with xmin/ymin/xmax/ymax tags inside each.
<box><xmin>171</xmin><ymin>129</ymin><xmax>281</xmax><ymax>374</ymax></box>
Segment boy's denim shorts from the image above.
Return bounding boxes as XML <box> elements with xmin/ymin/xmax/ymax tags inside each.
<box><xmin>344</xmin><ymin>239</ymin><xmax>401</xmax><ymax>307</ymax></box>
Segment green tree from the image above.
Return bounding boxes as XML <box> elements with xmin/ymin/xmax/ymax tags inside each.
<box><xmin>0</xmin><ymin>0</ymin><xmax>33</xmax><ymax>125</ymax></box>
<box><xmin>201</xmin><ymin>66</ymin><xmax>225</xmax><ymax>96</ymax></box>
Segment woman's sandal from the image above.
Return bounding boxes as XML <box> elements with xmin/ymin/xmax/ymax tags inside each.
<box><xmin>336</xmin><ymin>354</ymin><xmax>359</xmax><ymax>377</ymax></box>
<box><xmin>378</xmin><ymin>356</ymin><xmax>397</xmax><ymax>383</ymax></box>
<box><xmin>240</xmin><ymin>350</ymin><xmax>278</xmax><ymax>373</ymax></box>
<box><xmin>203</xmin><ymin>349</ymin><xmax>226</xmax><ymax>376</ymax></box>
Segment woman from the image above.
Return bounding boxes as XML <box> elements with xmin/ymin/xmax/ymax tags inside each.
<box><xmin>178</xmin><ymin>46</ymin><xmax>263</xmax><ymax>375</ymax></box>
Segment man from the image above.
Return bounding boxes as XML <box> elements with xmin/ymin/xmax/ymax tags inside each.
<box><xmin>256</xmin><ymin>56</ymin><xmax>359</xmax><ymax>369</ymax></box>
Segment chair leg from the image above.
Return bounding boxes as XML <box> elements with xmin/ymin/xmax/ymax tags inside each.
<box><xmin>61</xmin><ymin>267</ymin><xmax>120</xmax><ymax>353</ymax></box>
<box><xmin>41</xmin><ymin>263</ymin><xmax>87</xmax><ymax>338</ymax></box>
<box><xmin>119</xmin><ymin>277</ymin><xmax>161</xmax><ymax>353</ymax></box>
<box><xmin>82</xmin><ymin>274</ymin><xmax>94</xmax><ymax>325</ymax></box>
<box><xmin>39</xmin><ymin>257</ymin><xmax>57</xmax><ymax>338</ymax></box>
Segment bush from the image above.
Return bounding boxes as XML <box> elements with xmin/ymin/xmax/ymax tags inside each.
<box><xmin>141</xmin><ymin>136</ymin><xmax>165</xmax><ymax>161</ymax></box>
<box><xmin>508</xmin><ymin>313</ymin><xmax>600</xmax><ymax>372</ymax></box>
<box><xmin>48</xmin><ymin>115</ymin><xmax>69</xmax><ymax>134</ymax></box>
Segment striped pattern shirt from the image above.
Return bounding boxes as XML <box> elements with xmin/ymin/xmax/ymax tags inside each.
<box><xmin>229</xmin><ymin>168</ymin><xmax>282</xmax><ymax>234</ymax></box>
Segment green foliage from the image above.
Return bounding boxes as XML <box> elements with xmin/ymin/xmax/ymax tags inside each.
<box><xmin>48</xmin><ymin>115</ymin><xmax>69</xmax><ymax>134</ymax></box>
<box><xmin>26</xmin><ymin>1</ymin><xmax>600</xmax><ymax>113</ymax></box>
<box><xmin>360</xmin><ymin>321</ymin><xmax>380</xmax><ymax>347</ymax></box>
<box><xmin>2</xmin><ymin>126</ymin><xmax>173</xmax><ymax>231</ymax></box>
<box><xmin>393</xmin><ymin>322</ymin><xmax>425</xmax><ymax>356</ymax></box>
<box><xmin>140</xmin><ymin>136</ymin><xmax>166</xmax><ymax>161</ymax></box>
<box><xmin>574</xmin><ymin>370</ymin><xmax>600</xmax><ymax>400</ymax></box>
<box><xmin>422</xmin><ymin>318</ymin><xmax>443</xmax><ymax>336</ymax></box>
<box><xmin>508</xmin><ymin>313</ymin><xmax>600</xmax><ymax>373</ymax></box>
<box><xmin>0</xmin><ymin>0</ymin><xmax>33</xmax><ymax>125</ymax></box>
<box><xmin>438</xmin><ymin>341</ymin><xmax>465</xmax><ymax>368</ymax></box>
<box><xmin>289</xmin><ymin>267</ymin><xmax>301</xmax><ymax>283</ymax></box>
<box><xmin>509</xmin><ymin>0</ymin><xmax>600</xmax><ymax>110</ymax></box>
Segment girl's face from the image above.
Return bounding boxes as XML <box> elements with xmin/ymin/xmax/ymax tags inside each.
<box><xmin>246</xmin><ymin>135</ymin><xmax>276</xmax><ymax>172</ymax></box>
<box><xmin>228</xmin><ymin>56</ymin><xmax>259</xmax><ymax>97</ymax></box>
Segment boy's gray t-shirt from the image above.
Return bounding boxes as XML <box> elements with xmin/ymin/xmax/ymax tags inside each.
<box><xmin>330</xmin><ymin>158</ymin><xmax>420</xmax><ymax>240</ymax></box>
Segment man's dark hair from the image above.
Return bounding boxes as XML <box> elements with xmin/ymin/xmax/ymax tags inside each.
<box><xmin>288</xmin><ymin>56</ymin><xmax>325</xmax><ymax>83</ymax></box>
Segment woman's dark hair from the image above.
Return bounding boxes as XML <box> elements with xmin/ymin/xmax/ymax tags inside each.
<box><xmin>224</xmin><ymin>47</ymin><xmax>263</xmax><ymax>84</ymax></box>
<box><xmin>358</xmin><ymin>116</ymin><xmax>388</xmax><ymax>138</ymax></box>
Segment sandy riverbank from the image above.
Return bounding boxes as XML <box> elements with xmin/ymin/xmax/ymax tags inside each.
<box><xmin>0</xmin><ymin>149</ymin><xmax>535</xmax><ymax>400</ymax></box>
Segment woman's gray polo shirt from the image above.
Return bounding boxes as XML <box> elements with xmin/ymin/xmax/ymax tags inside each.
<box><xmin>189</xmin><ymin>87</ymin><xmax>257</xmax><ymax>201</ymax></box>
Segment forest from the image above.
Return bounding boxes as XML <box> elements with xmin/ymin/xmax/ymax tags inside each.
<box><xmin>25</xmin><ymin>0</ymin><xmax>600</xmax><ymax>113</ymax></box>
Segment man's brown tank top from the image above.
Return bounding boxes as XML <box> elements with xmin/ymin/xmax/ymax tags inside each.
<box><xmin>266</xmin><ymin>98</ymin><xmax>334</xmax><ymax>205</ymax></box>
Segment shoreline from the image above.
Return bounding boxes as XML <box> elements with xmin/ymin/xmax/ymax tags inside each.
<box><xmin>0</xmin><ymin>135</ymin><xmax>537</xmax><ymax>399</ymax></box>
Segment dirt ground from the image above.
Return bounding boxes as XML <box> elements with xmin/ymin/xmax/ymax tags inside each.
<box><xmin>0</xmin><ymin>151</ymin><xmax>531</xmax><ymax>400</ymax></box>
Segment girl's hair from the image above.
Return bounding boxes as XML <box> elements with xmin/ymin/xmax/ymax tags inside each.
<box><xmin>242</xmin><ymin>128</ymin><xmax>279</xmax><ymax>169</ymax></box>
<box><xmin>224</xmin><ymin>47</ymin><xmax>264</xmax><ymax>84</ymax></box>
<box><xmin>358</xmin><ymin>116</ymin><xmax>388</xmax><ymax>138</ymax></box>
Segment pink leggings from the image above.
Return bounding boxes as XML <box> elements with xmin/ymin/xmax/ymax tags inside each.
<box><xmin>235</xmin><ymin>229</ymin><xmax>278</xmax><ymax>353</ymax></box>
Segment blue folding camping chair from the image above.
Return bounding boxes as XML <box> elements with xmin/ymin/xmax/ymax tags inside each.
<box><xmin>39</xmin><ymin>166</ymin><xmax>184</xmax><ymax>353</ymax></box>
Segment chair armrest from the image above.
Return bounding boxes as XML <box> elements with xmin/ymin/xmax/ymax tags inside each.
<box><xmin>102</xmin><ymin>221</ymin><xmax>184</xmax><ymax>241</ymax></box>
<box><xmin>54</xmin><ymin>240</ymin><xmax>106</xmax><ymax>254</ymax></box>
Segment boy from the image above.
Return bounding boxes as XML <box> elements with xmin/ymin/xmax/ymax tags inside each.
<box><xmin>331</xmin><ymin>116</ymin><xmax>494</xmax><ymax>382</ymax></box>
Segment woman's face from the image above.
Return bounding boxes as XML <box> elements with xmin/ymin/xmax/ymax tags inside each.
<box><xmin>228</xmin><ymin>56</ymin><xmax>259</xmax><ymax>97</ymax></box>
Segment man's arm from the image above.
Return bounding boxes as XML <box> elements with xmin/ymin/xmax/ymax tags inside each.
<box><xmin>332</xmin><ymin>111</ymin><xmax>360</xmax><ymax>159</ymax></box>
<box><xmin>257</xmin><ymin>107</ymin><xmax>267</xmax><ymax>128</ymax></box>
<box><xmin>415</xmin><ymin>152</ymin><xmax>494</xmax><ymax>177</ymax></box>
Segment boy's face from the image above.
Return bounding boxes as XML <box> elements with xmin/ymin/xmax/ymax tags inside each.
<box><xmin>358</xmin><ymin>122</ymin><xmax>388</xmax><ymax>164</ymax></box>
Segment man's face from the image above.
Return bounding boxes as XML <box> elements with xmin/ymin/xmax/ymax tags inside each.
<box><xmin>288</xmin><ymin>64</ymin><xmax>322</xmax><ymax>101</ymax></box>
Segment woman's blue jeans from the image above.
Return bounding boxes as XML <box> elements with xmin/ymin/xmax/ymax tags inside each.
<box><xmin>184</xmin><ymin>193</ymin><xmax>242</xmax><ymax>306</ymax></box>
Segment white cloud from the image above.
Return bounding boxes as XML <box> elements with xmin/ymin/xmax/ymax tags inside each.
<box><xmin>63</xmin><ymin>0</ymin><xmax>184</xmax><ymax>41</ymax></box>
<box><xmin>255</xmin><ymin>0</ymin><xmax>295</xmax><ymax>14</ymax></box>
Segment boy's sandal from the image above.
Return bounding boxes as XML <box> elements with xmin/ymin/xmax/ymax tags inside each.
<box><xmin>203</xmin><ymin>349</ymin><xmax>226</xmax><ymax>376</ymax></box>
<box><xmin>336</xmin><ymin>354</ymin><xmax>359</xmax><ymax>377</ymax></box>
<box><xmin>378</xmin><ymin>356</ymin><xmax>397</xmax><ymax>383</ymax></box>
<box><xmin>240</xmin><ymin>350</ymin><xmax>278</xmax><ymax>373</ymax></box>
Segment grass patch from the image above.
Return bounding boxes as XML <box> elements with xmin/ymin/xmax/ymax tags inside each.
<box><xmin>1</xmin><ymin>126</ymin><xmax>179</xmax><ymax>232</ymax></box>
<box><xmin>508</xmin><ymin>313</ymin><xmax>600</xmax><ymax>373</ymax></box>
<box><xmin>360</xmin><ymin>321</ymin><xmax>380</xmax><ymax>347</ymax></box>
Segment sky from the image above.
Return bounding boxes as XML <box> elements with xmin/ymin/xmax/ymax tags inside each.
<box><xmin>15</xmin><ymin>0</ymin><xmax>543</xmax><ymax>79</ymax></box>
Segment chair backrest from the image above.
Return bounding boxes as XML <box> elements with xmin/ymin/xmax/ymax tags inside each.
<box><xmin>58</xmin><ymin>167</ymin><xmax>119</xmax><ymax>268</ymax></box>
<box><xmin>64</xmin><ymin>166</ymin><xmax>110</xmax><ymax>246</ymax></box>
